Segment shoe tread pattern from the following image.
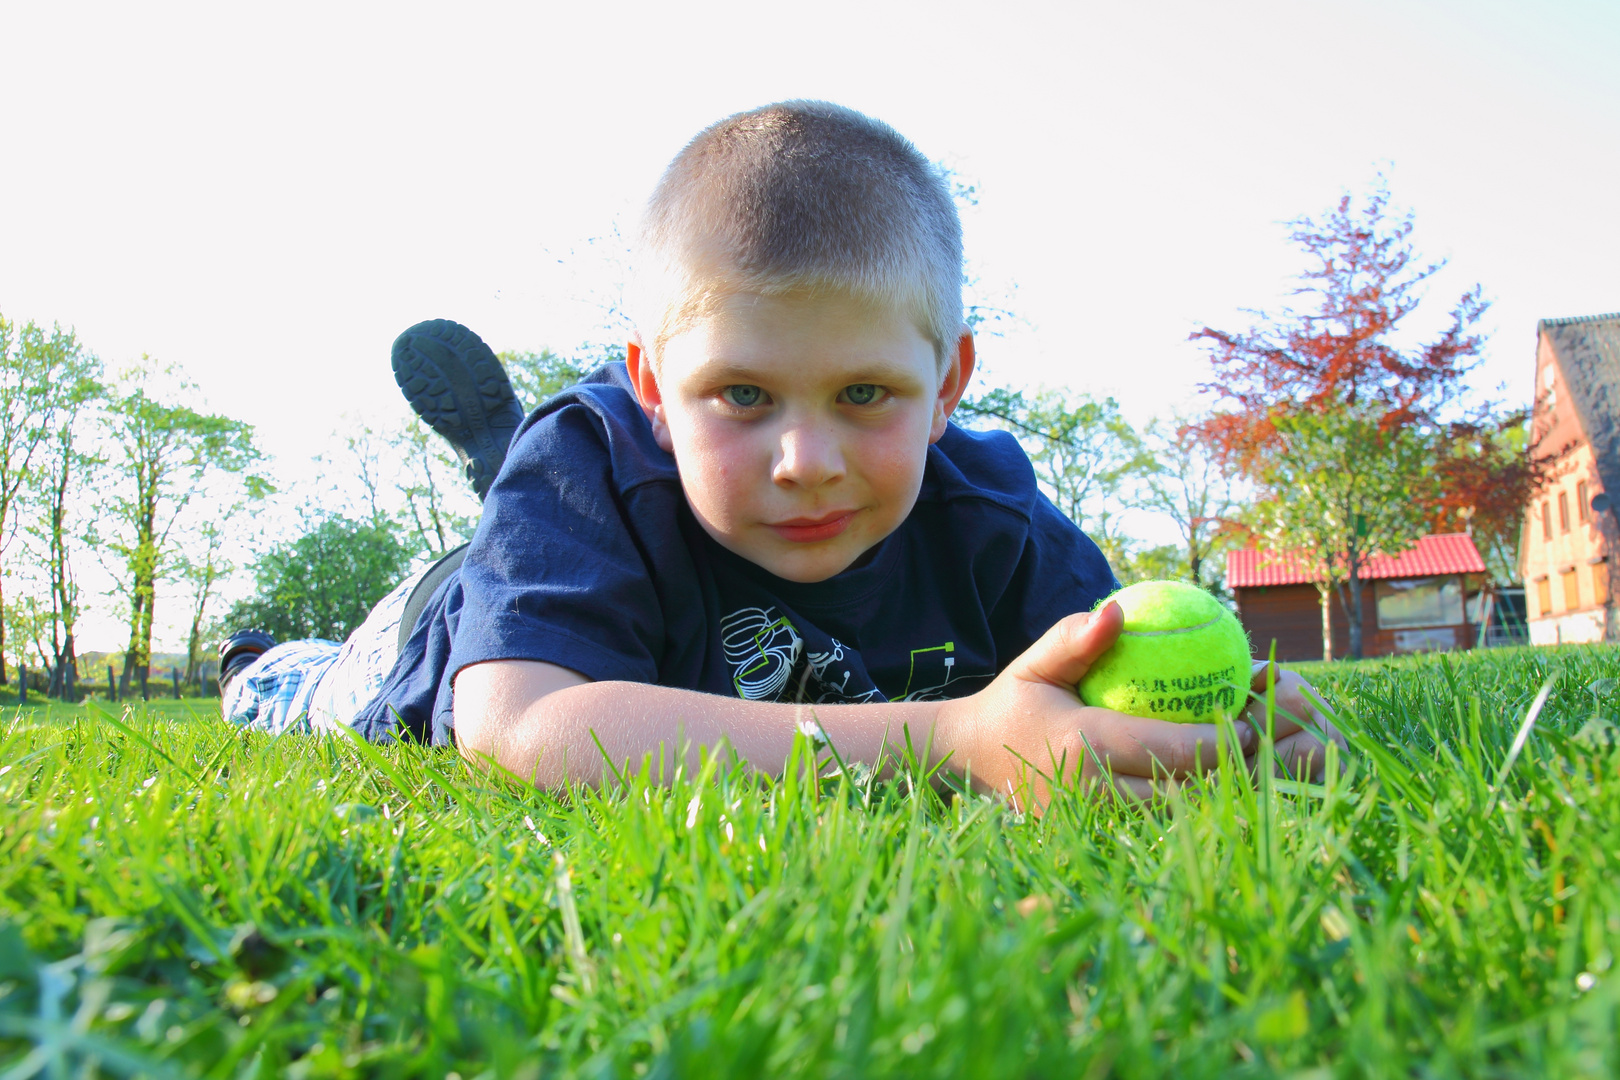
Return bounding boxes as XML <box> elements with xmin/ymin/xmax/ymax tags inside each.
<box><xmin>391</xmin><ymin>320</ymin><xmax>526</xmax><ymax>498</ymax></box>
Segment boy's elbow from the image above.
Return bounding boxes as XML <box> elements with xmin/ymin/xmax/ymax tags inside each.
<box><xmin>452</xmin><ymin>689</ymin><xmax>499</xmax><ymax>769</ymax></box>
<box><xmin>451</xmin><ymin>658</ymin><xmax>592</xmax><ymax>780</ymax></box>
<box><xmin>449</xmin><ymin>661</ymin><xmax>517</xmax><ymax>767</ymax></box>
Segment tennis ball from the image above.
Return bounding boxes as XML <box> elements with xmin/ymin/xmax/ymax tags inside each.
<box><xmin>1077</xmin><ymin>580</ymin><xmax>1253</xmax><ymax>724</ymax></box>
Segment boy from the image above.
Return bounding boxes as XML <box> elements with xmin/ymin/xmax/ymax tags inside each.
<box><xmin>223</xmin><ymin>101</ymin><xmax>1341</xmax><ymax>806</ymax></box>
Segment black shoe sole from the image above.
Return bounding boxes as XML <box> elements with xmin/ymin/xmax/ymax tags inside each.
<box><xmin>219</xmin><ymin>629</ymin><xmax>277</xmax><ymax>669</ymax></box>
<box><xmin>391</xmin><ymin>320</ymin><xmax>526</xmax><ymax>499</ymax></box>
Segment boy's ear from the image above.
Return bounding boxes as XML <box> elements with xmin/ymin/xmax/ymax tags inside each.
<box><xmin>930</xmin><ymin>327</ymin><xmax>976</xmax><ymax>444</ymax></box>
<box><xmin>625</xmin><ymin>339</ymin><xmax>675</xmax><ymax>453</ymax></box>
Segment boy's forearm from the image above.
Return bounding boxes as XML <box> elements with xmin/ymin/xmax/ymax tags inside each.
<box><xmin>461</xmin><ymin>678</ymin><xmax>951</xmax><ymax>788</ymax></box>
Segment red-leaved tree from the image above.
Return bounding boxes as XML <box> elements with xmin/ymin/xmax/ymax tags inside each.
<box><xmin>1191</xmin><ymin>180</ymin><xmax>1531</xmax><ymax>659</ymax></box>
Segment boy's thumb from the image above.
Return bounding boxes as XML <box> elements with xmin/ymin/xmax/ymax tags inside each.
<box><xmin>1013</xmin><ymin>601</ymin><xmax>1123</xmax><ymax>689</ymax></box>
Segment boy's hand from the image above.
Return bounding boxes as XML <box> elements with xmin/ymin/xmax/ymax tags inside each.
<box><xmin>937</xmin><ymin>602</ymin><xmax>1257</xmax><ymax>809</ymax></box>
<box><xmin>1243</xmin><ymin>663</ymin><xmax>1347</xmax><ymax>782</ymax></box>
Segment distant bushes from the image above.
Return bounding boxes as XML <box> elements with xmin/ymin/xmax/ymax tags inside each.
<box><xmin>223</xmin><ymin>515</ymin><xmax>415</xmax><ymax>642</ymax></box>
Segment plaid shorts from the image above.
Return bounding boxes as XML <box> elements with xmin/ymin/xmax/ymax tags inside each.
<box><xmin>221</xmin><ymin>568</ymin><xmax>427</xmax><ymax>736</ymax></box>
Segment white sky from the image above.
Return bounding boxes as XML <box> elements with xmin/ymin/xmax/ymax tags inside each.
<box><xmin>4</xmin><ymin>0</ymin><xmax>1619</xmax><ymax>653</ymax></box>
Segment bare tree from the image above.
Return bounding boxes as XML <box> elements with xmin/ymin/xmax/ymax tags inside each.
<box><xmin>1137</xmin><ymin>417</ymin><xmax>1242</xmax><ymax>591</ymax></box>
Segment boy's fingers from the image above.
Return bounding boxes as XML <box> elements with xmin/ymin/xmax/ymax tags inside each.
<box><xmin>1079</xmin><ymin>711</ymin><xmax>1251</xmax><ymax>779</ymax></box>
<box><xmin>1242</xmin><ymin>696</ymin><xmax>1305</xmax><ymax>738</ymax></box>
<box><xmin>1077</xmin><ymin>773</ymin><xmax>1158</xmax><ymax>802</ymax></box>
<box><xmin>1015</xmin><ymin>603</ymin><xmax>1122</xmax><ymax>689</ymax></box>
<box><xmin>1244</xmin><ymin>663</ymin><xmax>1316</xmax><ymax>737</ymax></box>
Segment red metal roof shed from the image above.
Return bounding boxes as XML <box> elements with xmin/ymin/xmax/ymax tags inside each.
<box><xmin>1227</xmin><ymin>534</ymin><xmax>1487</xmax><ymax>589</ymax></box>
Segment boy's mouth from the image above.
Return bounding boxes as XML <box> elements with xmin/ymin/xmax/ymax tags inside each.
<box><xmin>768</xmin><ymin>511</ymin><xmax>857</xmax><ymax>543</ymax></box>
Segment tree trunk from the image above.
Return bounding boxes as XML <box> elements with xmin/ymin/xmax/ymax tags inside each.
<box><xmin>50</xmin><ymin>444</ymin><xmax>79</xmax><ymax>701</ymax></box>
<box><xmin>119</xmin><ymin>588</ymin><xmax>147</xmax><ymax>698</ymax></box>
<box><xmin>1319</xmin><ymin>583</ymin><xmax>1333</xmax><ymax>662</ymax></box>
<box><xmin>185</xmin><ymin>615</ymin><xmax>204</xmax><ymax>686</ymax></box>
<box><xmin>1476</xmin><ymin>582</ymin><xmax>1496</xmax><ymax>647</ymax></box>
<box><xmin>136</xmin><ymin>570</ymin><xmax>156</xmax><ymax>691</ymax></box>
<box><xmin>184</xmin><ymin>569</ymin><xmax>214</xmax><ymax>686</ymax></box>
<box><xmin>54</xmin><ymin>634</ymin><xmax>77</xmax><ymax>702</ymax></box>
<box><xmin>1348</xmin><ymin>570</ymin><xmax>1365</xmax><ymax>660</ymax></box>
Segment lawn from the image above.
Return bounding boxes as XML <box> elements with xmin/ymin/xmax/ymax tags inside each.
<box><xmin>3</xmin><ymin>646</ymin><xmax>1620</xmax><ymax>1077</ymax></box>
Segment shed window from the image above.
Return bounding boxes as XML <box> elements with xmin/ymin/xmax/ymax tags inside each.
<box><xmin>1559</xmin><ymin>491</ymin><xmax>1571</xmax><ymax>533</ymax></box>
<box><xmin>1375</xmin><ymin>577</ymin><xmax>1464</xmax><ymax>629</ymax></box>
<box><xmin>1537</xmin><ymin>577</ymin><xmax>1552</xmax><ymax>616</ymax></box>
<box><xmin>1578</xmin><ymin>481</ymin><xmax>1591</xmax><ymax>523</ymax></box>
<box><xmin>1594</xmin><ymin>561</ymin><xmax>1609</xmax><ymax>606</ymax></box>
<box><xmin>1563</xmin><ymin>568</ymin><xmax>1581</xmax><ymax>610</ymax></box>
<box><xmin>1542</xmin><ymin>501</ymin><xmax>1552</xmax><ymax>541</ymax></box>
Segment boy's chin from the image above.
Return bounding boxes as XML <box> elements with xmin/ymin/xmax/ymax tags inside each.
<box><xmin>736</xmin><ymin>537</ymin><xmax>884</xmax><ymax>583</ymax></box>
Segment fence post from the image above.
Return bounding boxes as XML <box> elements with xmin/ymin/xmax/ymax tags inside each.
<box><xmin>139</xmin><ymin>669</ymin><xmax>149</xmax><ymax>702</ymax></box>
<box><xmin>172</xmin><ymin>667</ymin><xmax>180</xmax><ymax>700</ymax></box>
<box><xmin>18</xmin><ymin>664</ymin><xmax>25</xmax><ymax>705</ymax></box>
<box><xmin>107</xmin><ymin>666</ymin><xmax>116</xmax><ymax>703</ymax></box>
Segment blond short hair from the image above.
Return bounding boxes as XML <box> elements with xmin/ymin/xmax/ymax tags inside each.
<box><xmin>635</xmin><ymin>101</ymin><xmax>963</xmax><ymax>365</ymax></box>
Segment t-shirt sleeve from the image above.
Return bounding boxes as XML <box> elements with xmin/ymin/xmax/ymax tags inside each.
<box><xmin>446</xmin><ymin>401</ymin><xmax>667</xmax><ymax>685</ymax></box>
<box><xmin>989</xmin><ymin>493</ymin><xmax>1121</xmax><ymax>665</ymax></box>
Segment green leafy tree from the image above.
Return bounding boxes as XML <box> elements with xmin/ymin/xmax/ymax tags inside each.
<box><xmin>101</xmin><ymin>359</ymin><xmax>268</xmax><ymax>696</ymax></box>
<box><xmin>3</xmin><ymin>594</ymin><xmax>52</xmax><ymax>688</ymax></box>
<box><xmin>0</xmin><ymin>313</ymin><xmax>87</xmax><ymax>686</ymax></box>
<box><xmin>958</xmin><ymin>388</ymin><xmax>1148</xmax><ymax>558</ymax></box>
<box><xmin>1113</xmin><ymin>543</ymin><xmax>1185</xmax><ymax>586</ymax></box>
<box><xmin>1251</xmin><ymin>409</ymin><xmax>1442</xmax><ymax>659</ymax></box>
<box><xmin>225</xmin><ymin>514</ymin><xmax>416</xmax><ymax>642</ymax></box>
<box><xmin>501</xmin><ymin>347</ymin><xmax>596</xmax><ymax>411</ymax></box>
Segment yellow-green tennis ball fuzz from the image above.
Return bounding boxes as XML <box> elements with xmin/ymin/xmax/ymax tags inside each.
<box><xmin>1077</xmin><ymin>581</ymin><xmax>1253</xmax><ymax>724</ymax></box>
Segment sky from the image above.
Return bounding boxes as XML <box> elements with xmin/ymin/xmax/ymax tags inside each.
<box><xmin>3</xmin><ymin>0</ymin><xmax>1619</xmax><ymax>653</ymax></box>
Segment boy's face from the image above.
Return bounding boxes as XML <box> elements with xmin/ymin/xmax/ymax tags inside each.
<box><xmin>628</xmin><ymin>291</ymin><xmax>973</xmax><ymax>583</ymax></box>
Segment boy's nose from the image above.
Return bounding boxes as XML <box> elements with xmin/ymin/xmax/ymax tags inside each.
<box><xmin>773</xmin><ymin>421</ymin><xmax>845</xmax><ymax>489</ymax></box>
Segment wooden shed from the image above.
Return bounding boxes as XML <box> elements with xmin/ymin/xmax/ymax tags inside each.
<box><xmin>1227</xmin><ymin>534</ymin><xmax>1489</xmax><ymax>662</ymax></box>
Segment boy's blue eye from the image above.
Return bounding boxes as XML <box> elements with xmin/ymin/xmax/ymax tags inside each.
<box><xmin>843</xmin><ymin>384</ymin><xmax>881</xmax><ymax>405</ymax></box>
<box><xmin>721</xmin><ymin>385</ymin><xmax>764</xmax><ymax>407</ymax></box>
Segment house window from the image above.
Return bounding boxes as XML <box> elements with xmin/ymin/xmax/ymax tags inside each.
<box><xmin>1375</xmin><ymin>577</ymin><xmax>1465</xmax><ymax>628</ymax></box>
<box><xmin>1562</xmin><ymin>568</ymin><xmax>1581</xmax><ymax>610</ymax></box>
<box><xmin>1579</xmin><ymin>481</ymin><xmax>1591</xmax><ymax>524</ymax></box>
<box><xmin>1595</xmin><ymin>561</ymin><xmax>1609</xmax><ymax>606</ymax></box>
<box><xmin>1537</xmin><ymin>577</ymin><xmax>1552</xmax><ymax>616</ymax></box>
<box><xmin>1559</xmin><ymin>491</ymin><xmax>1571</xmax><ymax>533</ymax></box>
<box><xmin>1542</xmin><ymin>501</ymin><xmax>1552</xmax><ymax>541</ymax></box>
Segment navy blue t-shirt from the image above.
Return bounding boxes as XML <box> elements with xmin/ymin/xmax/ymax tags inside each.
<box><xmin>353</xmin><ymin>364</ymin><xmax>1118</xmax><ymax>744</ymax></box>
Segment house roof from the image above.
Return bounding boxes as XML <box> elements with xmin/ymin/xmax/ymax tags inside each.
<box><xmin>1542</xmin><ymin>312</ymin><xmax>1620</xmax><ymax>494</ymax></box>
<box><xmin>1227</xmin><ymin>533</ymin><xmax>1487</xmax><ymax>588</ymax></box>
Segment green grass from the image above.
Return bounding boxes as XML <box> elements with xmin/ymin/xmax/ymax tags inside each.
<box><xmin>4</xmin><ymin>646</ymin><xmax>1620</xmax><ymax>1078</ymax></box>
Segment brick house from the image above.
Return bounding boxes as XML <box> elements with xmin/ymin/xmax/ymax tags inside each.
<box><xmin>1523</xmin><ymin>312</ymin><xmax>1620</xmax><ymax>645</ymax></box>
<box><xmin>1228</xmin><ymin>534</ymin><xmax>1488</xmax><ymax>662</ymax></box>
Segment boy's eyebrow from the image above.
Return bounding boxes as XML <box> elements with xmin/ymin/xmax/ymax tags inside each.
<box><xmin>686</xmin><ymin>357</ymin><xmax>930</xmax><ymax>388</ymax></box>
